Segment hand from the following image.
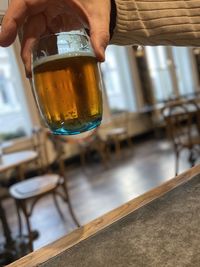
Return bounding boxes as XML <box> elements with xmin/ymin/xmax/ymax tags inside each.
<box><xmin>0</xmin><ymin>0</ymin><xmax>111</xmax><ymax>76</ymax></box>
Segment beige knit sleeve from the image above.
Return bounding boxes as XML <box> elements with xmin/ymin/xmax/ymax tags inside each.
<box><xmin>110</xmin><ymin>0</ymin><xmax>200</xmax><ymax>46</ymax></box>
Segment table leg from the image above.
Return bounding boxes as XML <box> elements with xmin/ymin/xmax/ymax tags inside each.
<box><xmin>0</xmin><ymin>200</ymin><xmax>16</xmax><ymax>265</ymax></box>
<box><xmin>17</xmin><ymin>164</ymin><xmax>25</xmax><ymax>181</ymax></box>
<box><xmin>0</xmin><ymin>201</ymin><xmax>14</xmax><ymax>248</ymax></box>
<box><xmin>0</xmin><ymin>200</ymin><xmax>33</xmax><ymax>265</ymax></box>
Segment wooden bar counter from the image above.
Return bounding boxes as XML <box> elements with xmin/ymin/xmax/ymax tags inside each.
<box><xmin>7</xmin><ymin>164</ymin><xmax>200</xmax><ymax>267</ymax></box>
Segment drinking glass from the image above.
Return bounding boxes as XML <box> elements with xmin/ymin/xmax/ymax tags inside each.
<box><xmin>31</xmin><ymin>30</ymin><xmax>103</xmax><ymax>135</ymax></box>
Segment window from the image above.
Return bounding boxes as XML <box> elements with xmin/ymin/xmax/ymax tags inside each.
<box><xmin>172</xmin><ymin>47</ymin><xmax>196</xmax><ymax>96</ymax></box>
<box><xmin>145</xmin><ymin>46</ymin><xmax>197</xmax><ymax>103</ymax></box>
<box><xmin>101</xmin><ymin>46</ymin><xmax>136</xmax><ymax>113</ymax></box>
<box><xmin>0</xmin><ymin>45</ymin><xmax>30</xmax><ymax>140</ymax></box>
<box><xmin>145</xmin><ymin>46</ymin><xmax>174</xmax><ymax>102</ymax></box>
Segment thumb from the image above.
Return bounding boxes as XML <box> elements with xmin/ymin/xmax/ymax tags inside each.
<box><xmin>88</xmin><ymin>1</ymin><xmax>110</xmax><ymax>62</ymax></box>
<box><xmin>90</xmin><ymin>23</ymin><xmax>110</xmax><ymax>62</ymax></box>
<box><xmin>67</xmin><ymin>0</ymin><xmax>110</xmax><ymax>61</ymax></box>
<box><xmin>21</xmin><ymin>14</ymin><xmax>47</xmax><ymax>77</ymax></box>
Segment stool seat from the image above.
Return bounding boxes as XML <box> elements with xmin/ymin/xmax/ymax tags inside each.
<box><xmin>107</xmin><ymin>128</ymin><xmax>127</xmax><ymax>137</ymax></box>
<box><xmin>9</xmin><ymin>174</ymin><xmax>60</xmax><ymax>200</ymax></box>
<box><xmin>105</xmin><ymin>127</ymin><xmax>131</xmax><ymax>159</ymax></box>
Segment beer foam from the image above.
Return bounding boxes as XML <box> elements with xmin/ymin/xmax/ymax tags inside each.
<box><xmin>33</xmin><ymin>51</ymin><xmax>95</xmax><ymax>69</ymax></box>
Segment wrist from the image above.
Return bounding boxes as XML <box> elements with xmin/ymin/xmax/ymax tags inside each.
<box><xmin>109</xmin><ymin>0</ymin><xmax>116</xmax><ymax>39</ymax></box>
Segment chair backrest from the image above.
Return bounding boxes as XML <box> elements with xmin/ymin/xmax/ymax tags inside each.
<box><xmin>46</xmin><ymin>134</ymin><xmax>70</xmax><ymax>177</ymax></box>
<box><xmin>161</xmin><ymin>99</ymin><xmax>200</xmax><ymax>148</ymax></box>
<box><xmin>112</xmin><ymin>110</ymin><xmax>130</xmax><ymax>130</ymax></box>
<box><xmin>31</xmin><ymin>126</ymin><xmax>49</xmax><ymax>169</ymax></box>
<box><xmin>31</xmin><ymin>127</ymin><xmax>67</xmax><ymax>176</ymax></box>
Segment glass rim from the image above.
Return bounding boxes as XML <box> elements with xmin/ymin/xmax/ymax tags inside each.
<box><xmin>31</xmin><ymin>28</ymin><xmax>94</xmax><ymax>70</ymax></box>
<box><xmin>36</xmin><ymin>29</ymin><xmax>88</xmax><ymax>42</ymax></box>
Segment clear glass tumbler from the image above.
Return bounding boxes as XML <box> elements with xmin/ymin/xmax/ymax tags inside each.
<box><xmin>32</xmin><ymin>30</ymin><xmax>103</xmax><ymax>135</ymax></box>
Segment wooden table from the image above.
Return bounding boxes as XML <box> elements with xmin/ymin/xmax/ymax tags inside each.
<box><xmin>0</xmin><ymin>150</ymin><xmax>38</xmax><ymax>176</ymax></box>
<box><xmin>6</xmin><ymin>164</ymin><xmax>200</xmax><ymax>267</ymax></box>
<box><xmin>0</xmin><ymin>150</ymin><xmax>38</xmax><ymax>265</ymax></box>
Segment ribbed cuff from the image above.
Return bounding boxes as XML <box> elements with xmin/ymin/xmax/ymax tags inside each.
<box><xmin>110</xmin><ymin>0</ymin><xmax>200</xmax><ymax>46</ymax></box>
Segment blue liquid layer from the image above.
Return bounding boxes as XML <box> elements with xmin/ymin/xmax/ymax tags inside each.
<box><xmin>50</xmin><ymin>119</ymin><xmax>101</xmax><ymax>135</ymax></box>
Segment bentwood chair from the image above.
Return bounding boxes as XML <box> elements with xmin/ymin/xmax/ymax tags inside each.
<box><xmin>103</xmin><ymin>111</ymin><xmax>132</xmax><ymax>159</ymax></box>
<box><xmin>78</xmin><ymin>130</ymin><xmax>110</xmax><ymax>169</ymax></box>
<box><xmin>162</xmin><ymin>99</ymin><xmax>200</xmax><ymax>175</ymax></box>
<box><xmin>9</xmin><ymin>128</ymin><xmax>80</xmax><ymax>252</ymax></box>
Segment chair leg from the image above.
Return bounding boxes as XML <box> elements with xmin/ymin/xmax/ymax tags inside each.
<box><xmin>61</xmin><ymin>181</ymin><xmax>80</xmax><ymax>227</ymax></box>
<box><xmin>52</xmin><ymin>193</ymin><xmax>65</xmax><ymax>221</ymax></box>
<box><xmin>19</xmin><ymin>200</ymin><xmax>33</xmax><ymax>252</ymax></box>
<box><xmin>127</xmin><ymin>136</ymin><xmax>133</xmax><ymax>149</ymax></box>
<box><xmin>15</xmin><ymin>200</ymin><xmax>23</xmax><ymax>238</ymax></box>
<box><xmin>80</xmin><ymin>149</ymin><xmax>86</xmax><ymax>168</ymax></box>
<box><xmin>113</xmin><ymin>137</ymin><xmax>121</xmax><ymax>159</ymax></box>
<box><xmin>99</xmin><ymin>143</ymin><xmax>109</xmax><ymax>169</ymax></box>
<box><xmin>188</xmin><ymin>150</ymin><xmax>196</xmax><ymax>167</ymax></box>
<box><xmin>175</xmin><ymin>150</ymin><xmax>179</xmax><ymax>176</ymax></box>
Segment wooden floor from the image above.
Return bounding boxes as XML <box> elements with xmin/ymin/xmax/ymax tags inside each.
<box><xmin>0</xmin><ymin>135</ymin><xmax>197</xmax><ymax>251</ymax></box>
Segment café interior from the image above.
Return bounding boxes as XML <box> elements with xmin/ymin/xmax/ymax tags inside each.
<box><xmin>1</xmin><ymin>14</ymin><xmax>200</xmax><ymax>267</ymax></box>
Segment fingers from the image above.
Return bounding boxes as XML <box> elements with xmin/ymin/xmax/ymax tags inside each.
<box><xmin>83</xmin><ymin>0</ymin><xmax>111</xmax><ymax>61</ymax></box>
<box><xmin>68</xmin><ymin>0</ymin><xmax>110</xmax><ymax>61</ymax></box>
<box><xmin>21</xmin><ymin>14</ymin><xmax>47</xmax><ymax>77</ymax></box>
<box><xmin>90</xmin><ymin>26</ymin><xmax>110</xmax><ymax>62</ymax></box>
<box><xmin>0</xmin><ymin>0</ymin><xmax>47</xmax><ymax>47</ymax></box>
<box><xmin>0</xmin><ymin>0</ymin><xmax>28</xmax><ymax>46</ymax></box>
<box><xmin>65</xmin><ymin>0</ymin><xmax>89</xmax><ymax>28</ymax></box>
<box><xmin>48</xmin><ymin>12</ymin><xmax>83</xmax><ymax>33</ymax></box>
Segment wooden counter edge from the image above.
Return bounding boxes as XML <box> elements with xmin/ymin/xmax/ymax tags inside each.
<box><xmin>7</xmin><ymin>164</ymin><xmax>200</xmax><ymax>267</ymax></box>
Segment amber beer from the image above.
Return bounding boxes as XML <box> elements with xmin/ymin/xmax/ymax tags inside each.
<box><xmin>33</xmin><ymin>52</ymin><xmax>102</xmax><ymax>134</ymax></box>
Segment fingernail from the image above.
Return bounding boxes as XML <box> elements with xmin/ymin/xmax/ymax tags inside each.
<box><xmin>99</xmin><ymin>47</ymin><xmax>105</xmax><ymax>62</ymax></box>
<box><xmin>26</xmin><ymin>70</ymin><xmax>32</xmax><ymax>79</ymax></box>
